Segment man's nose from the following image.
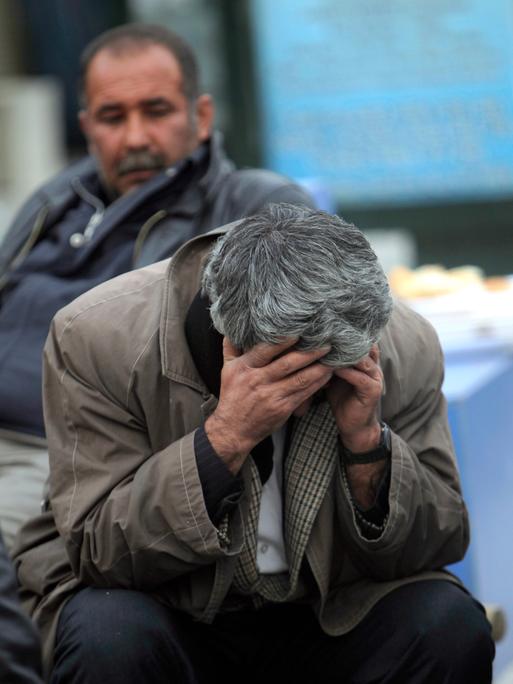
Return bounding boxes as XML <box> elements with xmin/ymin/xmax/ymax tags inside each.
<box><xmin>124</xmin><ymin>113</ymin><xmax>150</xmax><ymax>149</ymax></box>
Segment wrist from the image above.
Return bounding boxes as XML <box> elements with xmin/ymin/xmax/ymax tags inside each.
<box><xmin>339</xmin><ymin>421</ymin><xmax>391</xmax><ymax>465</ymax></box>
<box><xmin>204</xmin><ymin>412</ymin><xmax>250</xmax><ymax>474</ymax></box>
<box><xmin>344</xmin><ymin>461</ymin><xmax>388</xmax><ymax>509</ymax></box>
<box><xmin>339</xmin><ymin>421</ymin><xmax>382</xmax><ymax>454</ymax></box>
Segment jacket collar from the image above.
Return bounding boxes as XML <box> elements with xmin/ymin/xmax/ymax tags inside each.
<box><xmin>159</xmin><ymin>222</ymin><xmax>243</xmax><ymax>393</ymax></box>
<box><xmin>198</xmin><ymin>131</ymin><xmax>235</xmax><ymax>198</ymax></box>
<box><xmin>1</xmin><ymin>132</ymin><xmax>229</xmax><ymax>274</ymax></box>
<box><xmin>50</xmin><ymin>132</ymin><xmax>230</xmax><ymax>240</ymax></box>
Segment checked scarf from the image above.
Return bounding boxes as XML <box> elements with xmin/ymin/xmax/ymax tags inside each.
<box><xmin>232</xmin><ymin>399</ymin><xmax>339</xmax><ymax>603</ymax></box>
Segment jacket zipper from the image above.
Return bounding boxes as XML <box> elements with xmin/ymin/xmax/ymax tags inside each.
<box><xmin>68</xmin><ymin>177</ymin><xmax>105</xmax><ymax>248</ymax></box>
<box><xmin>0</xmin><ymin>193</ymin><xmax>168</xmax><ymax>293</ymax></box>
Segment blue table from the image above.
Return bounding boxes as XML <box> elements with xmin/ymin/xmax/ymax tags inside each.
<box><xmin>443</xmin><ymin>340</ymin><xmax>513</xmax><ymax>675</ymax></box>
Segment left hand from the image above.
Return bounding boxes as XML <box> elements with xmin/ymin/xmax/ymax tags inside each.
<box><xmin>326</xmin><ymin>344</ymin><xmax>383</xmax><ymax>453</ymax></box>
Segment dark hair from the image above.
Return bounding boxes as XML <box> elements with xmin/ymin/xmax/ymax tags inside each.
<box><xmin>79</xmin><ymin>23</ymin><xmax>200</xmax><ymax>106</ymax></box>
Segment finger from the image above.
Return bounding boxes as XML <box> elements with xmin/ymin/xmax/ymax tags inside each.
<box><xmin>222</xmin><ymin>337</ymin><xmax>242</xmax><ymax>363</ymax></box>
<box><xmin>333</xmin><ymin>366</ymin><xmax>383</xmax><ymax>395</ymax></box>
<box><xmin>244</xmin><ymin>337</ymin><xmax>299</xmax><ymax>368</ymax></box>
<box><xmin>290</xmin><ymin>368</ymin><xmax>335</xmax><ymax>412</ymax></box>
<box><xmin>349</xmin><ymin>354</ymin><xmax>381</xmax><ymax>379</ymax></box>
<box><xmin>278</xmin><ymin>361</ymin><xmax>333</xmax><ymax>398</ymax></box>
<box><xmin>369</xmin><ymin>344</ymin><xmax>380</xmax><ymax>363</ymax></box>
<box><xmin>266</xmin><ymin>345</ymin><xmax>331</xmax><ymax>381</ymax></box>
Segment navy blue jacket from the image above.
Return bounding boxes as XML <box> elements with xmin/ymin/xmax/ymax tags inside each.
<box><xmin>0</xmin><ymin>133</ymin><xmax>314</xmax><ymax>437</ymax></box>
<box><xmin>0</xmin><ymin>133</ymin><xmax>314</xmax><ymax>281</ymax></box>
<box><xmin>0</xmin><ymin>532</ymin><xmax>42</xmax><ymax>682</ymax></box>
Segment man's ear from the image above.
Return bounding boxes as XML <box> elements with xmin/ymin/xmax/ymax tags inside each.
<box><xmin>194</xmin><ymin>94</ymin><xmax>214</xmax><ymax>143</ymax></box>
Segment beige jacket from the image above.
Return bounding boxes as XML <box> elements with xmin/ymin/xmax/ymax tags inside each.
<box><xmin>14</xmin><ymin>228</ymin><xmax>469</xmax><ymax>676</ymax></box>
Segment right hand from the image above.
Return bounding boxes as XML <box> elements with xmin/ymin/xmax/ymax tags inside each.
<box><xmin>204</xmin><ymin>337</ymin><xmax>332</xmax><ymax>473</ymax></box>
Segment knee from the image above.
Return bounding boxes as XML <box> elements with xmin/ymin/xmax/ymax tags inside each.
<box><xmin>57</xmin><ymin>587</ymin><xmax>162</xmax><ymax>657</ymax></box>
<box><xmin>52</xmin><ymin>587</ymin><xmax>193</xmax><ymax>683</ymax></box>
<box><xmin>411</xmin><ymin>582</ymin><xmax>494</xmax><ymax>674</ymax></box>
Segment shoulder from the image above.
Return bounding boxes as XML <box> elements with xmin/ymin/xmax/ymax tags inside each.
<box><xmin>209</xmin><ymin>133</ymin><xmax>312</xmax><ymax>205</ymax></box>
<box><xmin>224</xmin><ymin>167</ymin><xmax>316</xmax><ymax>211</ymax></box>
<box><xmin>2</xmin><ymin>157</ymin><xmax>96</xmax><ymax>242</ymax></box>
<box><xmin>38</xmin><ymin>156</ymin><xmax>97</xmax><ymax>199</ymax></box>
<box><xmin>379</xmin><ymin>300</ymin><xmax>445</xmax><ymax>413</ymax></box>
<box><xmin>52</xmin><ymin>258</ymin><xmax>169</xmax><ymax>337</ymax></box>
<box><xmin>383</xmin><ymin>299</ymin><xmax>441</xmax><ymax>353</ymax></box>
<box><xmin>57</xmin><ymin>257</ymin><xmax>167</xmax><ymax>319</ymax></box>
<box><xmin>19</xmin><ymin>157</ymin><xmax>96</xmax><ymax>213</ymax></box>
<box><xmin>47</xmin><ymin>260</ymin><xmax>170</xmax><ymax>385</ymax></box>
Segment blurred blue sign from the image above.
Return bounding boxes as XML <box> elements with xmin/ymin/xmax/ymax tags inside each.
<box><xmin>251</xmin><ymin>0</ymin><xmax>513</xmax><ymax>206</ymax></box>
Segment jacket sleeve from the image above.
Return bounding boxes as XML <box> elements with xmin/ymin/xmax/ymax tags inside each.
<box><xmin>43</xmin><ymin>312</ymin><xmax>244</xmax><ymax>591</ymax></box>
<box><xmin>0</xmin><ymin>533</ymin><xmax>43</xmax><ymax>683</ymax></box>
<box><xmin>335</xmin><ymin>308</ymin><xmax>469</xmax><ymax>580</ymax></box>
<box><xmin>0</xmin><ymin>194</ymin><xmax>43</xmax><ymax>277</ymax></box>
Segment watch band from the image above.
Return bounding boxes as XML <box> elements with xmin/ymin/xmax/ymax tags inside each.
<box><xmin>339</xmin><ymin>422</ymin><xmax>391</xmax><ymax>465</ymax></box>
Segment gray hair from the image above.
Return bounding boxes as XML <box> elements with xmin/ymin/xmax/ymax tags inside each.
<box><xmin>202</xmin><ymin>204</ymin><xmax>393</xmax><ymax>366</ymax></box>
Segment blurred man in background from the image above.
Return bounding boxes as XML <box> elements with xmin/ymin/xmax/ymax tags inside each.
<box><xmin>0</xmin><ymin>23</ymin><xmax>313</xmax><ymax>548</ymax></box>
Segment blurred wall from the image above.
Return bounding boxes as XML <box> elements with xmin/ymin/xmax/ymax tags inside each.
<box><xmin>248</xmin><ymin>0</ymin><xmax>513</xmax><ymax>275</ymax></box>
<box><xmin>0</xmin><ymin>0</ymin><xmax>24</xmax><ymax>75</ymax></box>
<box><xmin>0</xmin><ymin>1</ymin><xmax>66</xmax><ymax>234</ymax></box>
<box><xmin>1</xmin><ymin>0</ymin><xmax>512</xmax><ymax>275</ymax></box>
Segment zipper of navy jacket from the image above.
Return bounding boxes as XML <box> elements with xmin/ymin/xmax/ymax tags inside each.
<box><xmin>0</xmin><ymin>174</ymin><xmax>103</xmax><ymax>290</ymax></box>
<box><xmin>68</xmin><ymin>177</ymin><xmax>106</xmax><ymax>248</ymax></box>
<box><xmin>69</xmin><ymin>178</ymin><xmax>169</xmax><ymax>260</ymax></box>
<box><xmin>0</xmin><ymin>182</ymin><xmax>169</xmax><ymax>294</ymax></box>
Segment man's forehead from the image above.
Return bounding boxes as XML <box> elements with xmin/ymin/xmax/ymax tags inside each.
<box><xmin>84</xmin><ymin>44</ymin><xmax>185</xmax><ymax>105</ymax></box>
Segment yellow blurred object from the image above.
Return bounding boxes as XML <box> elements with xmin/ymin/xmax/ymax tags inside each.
<box><xmin>484</xmin><ymin>276</ymin><xmax>511</xmax><ymax>292</ymax></box>
<box><xmin>389</xmin><ymin>264</ymin><xmax>484</xmax><ymax>299</ymax></box>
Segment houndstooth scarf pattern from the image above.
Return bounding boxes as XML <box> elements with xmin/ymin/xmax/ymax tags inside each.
<box><xmin>232</xmin><ymin>400</ymin><xmax>339</xmax><ymax>603</ymax></box>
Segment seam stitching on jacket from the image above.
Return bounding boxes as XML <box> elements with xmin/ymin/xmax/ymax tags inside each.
<box><xmin>54</xmin><ymin>278</ymin><xmax>164</xmax><ymax>535</ymax></box>
<box><xmin>179</xmin><ymin>437</ymin><xmax>209</xmax><ymax>553</ymax></box>
<box><xmin>61</xmin><ymin>367</ymin><xmax>79</xmax><ymax>533</ymax></box>
<box><xmin>126</xmin><ymin>327</ymin><xmax>160</xmax><ymax>407</ymax></box>
<box><xmin>57</xmin><ymin>277</ymin><xmax>166</xmax><ymax>346</ymax></box>
<box><xmin>111</xmin><ymin>519</ymin><xmax>214</xmax><ymax>570</ymax></box>
<box><xmin>395</xmin><ymin>438</ymin><xmax>404</xmax><ymax>529</ymax></box>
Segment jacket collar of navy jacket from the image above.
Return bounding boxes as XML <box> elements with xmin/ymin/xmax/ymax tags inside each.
<box><xmin>46</xmin><ymin>132</ymin><xmax>228</xmax><ymax>220</ymax></box>
<box><xmin>0</xmin><ymin>132</ymin><xmax>231</xmax><ymax>279</ymax></box>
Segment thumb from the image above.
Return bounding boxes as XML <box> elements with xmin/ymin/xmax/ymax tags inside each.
<box><xmin>222</xmin><ymin>337</ymin><xmax>242</xmax><ymax>364</ymax></box>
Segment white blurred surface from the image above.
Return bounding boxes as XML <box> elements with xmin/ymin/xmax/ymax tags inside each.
<box><xmin>0</xmin><ymin>77</ymin><xmax>65</xmax><ymax>238</ymax></box>
<box><xmin>402</xmin><ymin>279</ymin><xmax>513</xmax><ymax>351</ymax></box>
<box><xmin>364</xmin><ymin>228</ymin><xmax>417</xmax><ymax>274</ymax></box>
<box><xmin>496</xmin><ymin>660</ymin><xmax>513</xmax><ymax>684</ymax></box>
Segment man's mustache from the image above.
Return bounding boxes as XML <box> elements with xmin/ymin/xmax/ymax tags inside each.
<box><xmin>117</xmin><ymin>151</ymin><xmax>167</xmax><ymax>176</ymax></box>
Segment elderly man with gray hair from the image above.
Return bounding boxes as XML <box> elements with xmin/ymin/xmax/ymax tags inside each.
<box><xmin>14</xmin><ymin>204</ymin><xmax>493</xmax><ymax>682</ymax></box>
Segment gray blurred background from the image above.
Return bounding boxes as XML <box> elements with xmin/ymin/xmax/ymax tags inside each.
<box><xmin>1</xmin><ymin>0</ymin><xmax>513</xmax><ymax>276</ymax></box>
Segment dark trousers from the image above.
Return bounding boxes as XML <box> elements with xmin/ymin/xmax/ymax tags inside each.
<box><xmin>51</xmin><ymin>580</ymin><xmax>494</xmax><ymax>684</ymax></box>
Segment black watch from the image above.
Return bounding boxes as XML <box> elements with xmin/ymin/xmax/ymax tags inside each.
<box><xmin>339</xmin><ymin>422</ymin><xmax>391</xmax><ymax>465</ymax></box>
